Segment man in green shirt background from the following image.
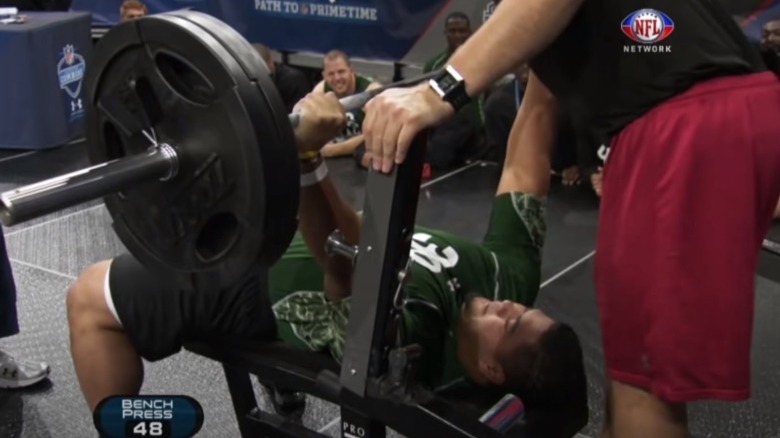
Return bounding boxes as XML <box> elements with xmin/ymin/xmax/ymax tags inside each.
<box><xmin>312</xmin><ymin>50</ymin><xmax>382</xmax><ymax>159</ymax></box>
<box><xmin>420</xmin><ymin>12</ymin><xmax>486</xmax><ymax>170</ymax></box>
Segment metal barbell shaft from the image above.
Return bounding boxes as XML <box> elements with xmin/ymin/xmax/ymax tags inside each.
<box><xmin>0</xmin><ymin>145</ymin><xmax>177</xmax><ymax>226</ymax></box>
<box><xmin>0</xmin><ymin>71</ymin><xmax>440</xmax><ymax>227</ymax></box>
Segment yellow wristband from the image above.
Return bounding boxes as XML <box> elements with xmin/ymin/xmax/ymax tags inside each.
<box><xmin>298</xmin><ymin>150</ymin><xmax>320</xmax><ymax>161</ymax></box>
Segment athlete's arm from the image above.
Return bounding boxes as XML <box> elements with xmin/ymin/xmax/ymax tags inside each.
<box><xmin>297</xmin><ymin>161</ymin><xmax>361</xmax><ymax>301</ymax></box>
<box><xmin>321</xmin><ymin>135</ymin><xmax>365</xmax><ymax>157</ymax></box>
<box><xmin>448</xmin><ymin>0</ymin><xmax>582</xmax><ymax>98</ymax></box>
<box><xmin>294</xmin><ymin>94</ymin><xmax>361</xmax><ymax>301</ymax></box>
<box><xmin>496</xmin><ymin>71</ymin><xmax>557</xmax><ymax>198</ymax></box>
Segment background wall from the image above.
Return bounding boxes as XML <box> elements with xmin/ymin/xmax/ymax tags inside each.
<box><xmin>70</xmin><ymin>0</ymin><xmax>778</xmax><ymax>75</ymax></box>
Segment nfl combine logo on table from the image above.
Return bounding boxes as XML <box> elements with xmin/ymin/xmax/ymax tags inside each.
<box><xmin>621</xmin><ymin>9</ymin><xmax>674</xmax><ymax>53</ymax></box>
<box><xmin>57</xmin><ymin>44</ymin><xmax>86</xmax><ymax>120</ymax></box>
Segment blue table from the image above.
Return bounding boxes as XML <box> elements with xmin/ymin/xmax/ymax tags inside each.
<box><xmin>0</xmin><ymin>12</ymin><xmax>92</xmax><ymax>150</ymax></box>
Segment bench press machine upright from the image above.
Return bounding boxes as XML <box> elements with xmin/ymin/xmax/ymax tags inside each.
<box><xmin>185</xmin><ymin>130</ymin><xmax>589</xmax><ymax>438</ymax></box>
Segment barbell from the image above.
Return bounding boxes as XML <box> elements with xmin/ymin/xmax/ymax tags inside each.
<box><xmin>0</xmin><ymin>10</ymin><xmax>437</xmax><ymax>290</ymax></box>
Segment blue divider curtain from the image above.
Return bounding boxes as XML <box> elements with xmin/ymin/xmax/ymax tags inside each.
<box><xmin>70</xmin><ymin>0</ymin><xmax>450</xmax><ymax>61</ymax></box>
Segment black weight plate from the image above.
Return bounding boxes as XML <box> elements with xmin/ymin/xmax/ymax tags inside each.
<box><xmin>164</xmin><ymin>10</ymin><xmax>299</xmax><ymax>268</ymax></box>
<box><xmin>85</xmin><ymin>14</ymin><xmax>273</xmax><ymax>289</ymax></box>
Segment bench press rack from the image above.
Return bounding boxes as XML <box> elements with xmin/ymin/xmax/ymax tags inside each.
<box><xmin>185</xmin><ymin>132</ymin><xmax>589</xmax><ymax>438</ymax></box>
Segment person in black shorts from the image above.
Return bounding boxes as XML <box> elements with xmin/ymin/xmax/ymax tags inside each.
<box><xmin>361</xmin><ymin>1</ymin><xmax>780</xmax><ymax>437</ymax></box>
<box><xmin>64</xmin><ymin>94</ymin><xmax>346</xmax><ymax>413</ymax></box>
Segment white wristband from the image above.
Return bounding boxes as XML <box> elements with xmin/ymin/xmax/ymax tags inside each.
<box><xmin>300</xmin><ymin>161</ymin><xmax>328</xmax><ymax>187</ymax></box>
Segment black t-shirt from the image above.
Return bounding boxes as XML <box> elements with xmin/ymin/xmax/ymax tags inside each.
<box><xmin>530</xmin><ymin>0</ymin><xmax>765</xmax><ymax>138</ymax></box>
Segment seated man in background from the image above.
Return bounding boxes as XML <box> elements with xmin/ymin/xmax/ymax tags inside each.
<box><xmin>484</xmin><ymin>64</ymin><xmax>589</xmax><ymax>188</ymax></box>
<box><xmin>271</xmin><ymin>81</ymin><xmax>586</xmax><ymax>408</ymax></box>
<box><xmin>760</xmin><ymin>18</ymin><xmax>780</xmax><ymax>64</ymax></box>
<box><xmin>254</xmin><ymin>43</ymin><xmax>312</xmax><ymax>113</ymax></box>
<box><xmin>312</xmin><ymin>50</ymin><xmax>382</xmax><ymax>158</ymax></box>
<box><xmin>66</xmin><ymin>90</ymin><xmax>586</xmax><ymax>414</ymax></box>
<box><xmin>119</xmin><ymin>0</ymin><xmax>146</xmax><ymax>21</ymax></box>
<box><xmin>422</xmin><ymin>12</ymin><xmax>485</xmax><ymax>170</ymax></box>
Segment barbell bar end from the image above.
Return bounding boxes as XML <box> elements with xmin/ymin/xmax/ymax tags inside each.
<box><xmin>0</xmin><ymin>147</ymin><xmax>178</xmax><ymax>227</ymax></box>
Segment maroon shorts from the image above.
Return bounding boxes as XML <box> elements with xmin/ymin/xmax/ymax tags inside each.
<box><xmin>595</xmin><ymin>71</ymin><xmax>780</xmax><ymax>403</ymax></box>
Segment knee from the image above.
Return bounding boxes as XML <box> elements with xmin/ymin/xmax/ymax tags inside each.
<box><xmin>67</xmin><ymin>260</ymin><xmax>113</xmax><ymax>329</ymax></box>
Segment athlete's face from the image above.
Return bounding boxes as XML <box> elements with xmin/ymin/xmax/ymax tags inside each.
<box><xmin>457</xmin><ymin>294</ymin><xmax>554</xmax><ymax>384</ymax></box>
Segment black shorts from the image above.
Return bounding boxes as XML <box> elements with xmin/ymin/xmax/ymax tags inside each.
<box><xmin>107</xmin><ymin>253</ymin><xmax>277</xmax><ymax>361</ymax></box>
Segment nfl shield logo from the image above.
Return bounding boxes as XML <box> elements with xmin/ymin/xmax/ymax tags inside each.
<box><xmin>64</xmin><ymin>45</ymin><xmax>75</xmax><ymax>65</ymax></box>
<box><xmin>621</xmin><ymin>9</ymin><xmax>675</xmax><ymax>44</ymax></box>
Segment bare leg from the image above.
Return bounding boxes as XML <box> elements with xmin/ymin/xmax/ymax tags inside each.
<box><xmin>602</xmin><ymin>379</ymin><xmax>688</xmax><ymax>438</ymax></box>
<box><xmin>67</xmin><ymin>260</ymin><xmax>144</xmax><ymax>412</ymax></box>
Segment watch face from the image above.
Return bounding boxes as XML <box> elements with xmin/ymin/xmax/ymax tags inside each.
<box><xmin>438</xmin><ymin>72</ymin><xmax>459</xmax><ymax>93</ymax></box>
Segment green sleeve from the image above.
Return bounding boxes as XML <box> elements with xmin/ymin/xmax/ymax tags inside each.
<box><xmin>481</xmin><ymin>193</ymin><xmax>547</xmax><ymax>304</ymax></box>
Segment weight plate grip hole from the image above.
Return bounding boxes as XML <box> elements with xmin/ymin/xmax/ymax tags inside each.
<box><xmin>154</xmin><ymin>50</ymin><xmax>216</xmax><ymax>105</ymax></box>
<box><xmin>195</xmin><ymin>212</ymin><xmax>240</xmax><ymax>263</ymax></box>
<box><xmin>132</xmin><ymin>76</ymin><xmax>164</xmax><ymax>126</ymax></box>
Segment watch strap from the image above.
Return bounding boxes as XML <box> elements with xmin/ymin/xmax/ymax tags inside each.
<box><xmin>428</xmin><ymin>65</ymin><xmax>471</xmax><ymax>112</ymax></box>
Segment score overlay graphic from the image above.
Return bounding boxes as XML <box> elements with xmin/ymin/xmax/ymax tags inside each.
<box><xmin>94</xmin><ymin>395</ymin><xmax>204</xmax><ymax>438</ymax></box>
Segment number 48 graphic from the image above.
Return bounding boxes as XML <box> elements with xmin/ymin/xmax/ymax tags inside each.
<box><xmin>128</xmin><ymin>420</ymin><xmax>170</xmax><ymax>437</ymax></box>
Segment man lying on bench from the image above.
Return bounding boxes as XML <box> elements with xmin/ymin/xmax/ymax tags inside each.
<box><xmin>65</xmin><ymin>88</ymin><xmax>585</xmax><ymax>416</ymax></box>
<box><xmin>271</xmin><ymin>86</ymin><xmax>586</xmax><ymax>411</ymax></box>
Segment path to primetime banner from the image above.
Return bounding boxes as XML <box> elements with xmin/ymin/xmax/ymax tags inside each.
<box><xmin>255</xmin><ymin>0</ymin><xmax>380</xmax><ymax>22</ymax></box>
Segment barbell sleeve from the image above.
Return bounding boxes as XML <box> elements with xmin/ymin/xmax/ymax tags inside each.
<box><xmin>0</xmin><ymin>144</ymin><xmax>177</xmax><ymax>226</ymax></box>
<box><xmin>288</xmin><ymin>69</ymin><xmax>441</xmax><ymax>129</ymax></box>
<box><xmin>325</xmin><ymin>229</ymin><xmax>359</xmax><ymax>264</ymax></box>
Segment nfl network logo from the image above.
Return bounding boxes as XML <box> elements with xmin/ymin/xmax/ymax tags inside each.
<box><xmin>621</xmin><ymin>9</ymin><xmax>674</xmax><ymax>53</ymax></box>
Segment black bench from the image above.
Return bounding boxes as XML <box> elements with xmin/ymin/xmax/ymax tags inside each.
<box><xmin>185</xmin><ymin>132</ymin><xmax>589</xmax><ymax>437</ymax></box>
<box><xmin>185</xmin><ymin>338</ymin><xmax>589</xmax><ymax>438</ymax></box>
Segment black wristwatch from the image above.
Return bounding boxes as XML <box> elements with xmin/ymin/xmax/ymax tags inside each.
<box><xmin>428</xmin><ymin>65</ymin><xmax>472</xmax><ymax>112</ymax></box>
